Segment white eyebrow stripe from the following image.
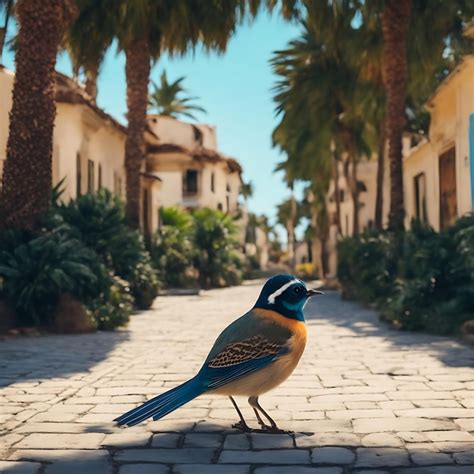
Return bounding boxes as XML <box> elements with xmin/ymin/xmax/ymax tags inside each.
<box><xmin>267</xmin><ymin>278</ymin><xmax>301</xmax><ymax>304</ymax></box>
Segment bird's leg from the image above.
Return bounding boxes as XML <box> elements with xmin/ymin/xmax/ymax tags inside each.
<box><xmin>229</xmin><ymin>396</ymin><xmax>253</xmax><ymax>433</ymax></box>
<box><xmin>248</xmin><ymin>396</ymin><xmax>292</xmax><ymax>434</ymax></box>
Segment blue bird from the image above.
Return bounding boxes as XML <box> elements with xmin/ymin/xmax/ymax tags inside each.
<box><xmin>114</xmin><ymin>274</ymin><xmax>322</xmax><ymax>432</ymax></box>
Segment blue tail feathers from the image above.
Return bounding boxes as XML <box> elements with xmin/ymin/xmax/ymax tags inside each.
<box><xmin>114</xmin><ymin>377</ymin><xmax>204</xmax><ymax>427</ymax></box>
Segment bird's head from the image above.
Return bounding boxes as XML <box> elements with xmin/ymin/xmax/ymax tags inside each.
<box><xmin>254</xmin><ymin>273</ymin><xmax>322</xmax><ymax>321</ymax></box>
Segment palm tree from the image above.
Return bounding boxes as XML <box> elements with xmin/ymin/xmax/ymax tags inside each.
<box><xmin>276</xmin><ymin>197</ymin><xmax>300</xmax><ymax>267</ymax></box>
<box><xmin>148</xmin><ymin>71</ymin><xmax>206</xmax><ymax>120</ymax></box>
<box><xmin>272</xmin><ymin>10</ymin><xmax>370</xmax><ymax>237</ymax></box>
<box><xmin>371</xmin><ymin>0</ymin><xmax>474</xmax><ymax>230</ymax></box>
<box><xmin>380</xmin><ymin>0</ymin><xmax>411</xmax><ymax>232</ymax></box>
<box><xmin>65</xmin><ymin>0</ymin><xmax>113</xmax><ymax>101</ymax></box>
<box><xmin>0</xmin><ymin>0</ymin><xmax>77</xmax><ymax>231</ymax></box>
<box><xmin>240</xmin><ymin>181</ymin><xmax>254</xmax><ymax>202</ymax></box>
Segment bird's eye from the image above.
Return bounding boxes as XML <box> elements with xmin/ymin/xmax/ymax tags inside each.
<box><xmin>293</xmin><ymin>286</ymin><xmax>303</xmax><ymax>294</ymax></box>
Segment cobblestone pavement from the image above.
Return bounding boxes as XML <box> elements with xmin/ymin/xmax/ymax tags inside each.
<box><xmin>1</xmin><ymin>282</ymin><xmax>474</xmax><ymax>474</ymax></box>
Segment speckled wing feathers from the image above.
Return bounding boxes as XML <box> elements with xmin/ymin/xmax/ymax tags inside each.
<box><xmin>207</xmin><ymin>335</ymin><xmax>282</xmax><ymax>368</ymax></box>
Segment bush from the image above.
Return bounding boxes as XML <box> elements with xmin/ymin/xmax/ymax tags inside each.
<box><xmin>0</xmin><ymin>229</ymin><xmax>107</xmax><ymax>326</ymax></box>
<box><xmin>337</xmin><ymin>215</ymin><xmax>474</xmax><ymax>335</ymax></box>
<box><xmin>87</xmin><ymin>276</ymin><xmax>133</xmax><ymax>330</ymax></box>
<box><xmin>52</xmin><ymin>190</ymin><xmax>159</xmax><ymax>309</ymax></box>
<box><xmin>337</xmin><ymin>229</ymin><xmax>398</xmax><ymax>303</ymax></box>
<box><xmin>151</xmin><ymin>207</ymin><xmax>195</xmax><ymax>288</ymax></box>
<box><xmin>192</xmin><ymin>208</ymin><xmax>242</xmax><ymax>289</ymax></box>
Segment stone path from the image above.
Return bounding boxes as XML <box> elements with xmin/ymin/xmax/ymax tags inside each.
<box><xmin>1</xmin><ymin>282</ymin><xmax>474</xmax><ymax>473</ymax></box>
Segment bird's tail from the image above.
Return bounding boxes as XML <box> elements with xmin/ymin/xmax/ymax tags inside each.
<box><xmin>114</xmin><ymin>377</ymin><xmax>204</xmax><ymax>427</ymax></box>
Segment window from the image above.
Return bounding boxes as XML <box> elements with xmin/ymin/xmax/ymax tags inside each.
<box><xmin>183</xmin><ymin>169</ymin><xmax>198</xmax><ymax>195</ymax></box>
<box><xmin>226</xmin><ymin>195</ymin><xmax>230</xmax><ymax>212</ymax></box>
<box><xmin>87</xmin><ymin>159</ymin><xmax>95</xmax><ymax>194</ymax></box>
<box><xmin>414</xmin><ymin>172</ymin><xmax>428</xmax><ymax>223</ymax></box>
<box><xmin>76</xmin><ymin>152</ymin><xmax>82</xmax><ymax>197</ymax></box>
<box><xmin>217</xmin><ymin>203</ymin><xmax>223</xmax><ymax>211</ymax></box>
<box><xmin>114</xmin><ymin>171</ymin><xmax>122</xmax><ymax>196</ymax></box>
<box><xmin>193</xmin><ymin>125</ymin><xmax>203</xmax><ymax>145</ymax></box>
<box><xmin>211</xmin><ymin>172</ymin><xmax>215</xmax><ymax>193</ymax></box>
<box><xmin>98</xmin><ymin>164</ymin><xmax>103</xmax><ymax>189</ymax></box>
<box><xmin>439</xmin><ymin>147</ymin><xmax>457</xmax><ymax>229</ymax></box>
<box><xmin>339</xmin><ymin>189</ymin><xmax>345</xmax><ymax>202</ymax></box>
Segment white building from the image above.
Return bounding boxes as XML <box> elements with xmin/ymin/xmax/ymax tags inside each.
<box><xmin>145</xmin><ymin>115</ymin><xmax>242</xmax><ymax>214</ymax></box>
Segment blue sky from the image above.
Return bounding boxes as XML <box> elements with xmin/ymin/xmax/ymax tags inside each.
<box><xmin>2</xmin><ymin>12</ymin><xmax>305</xmax><ymax>237</ymax></box>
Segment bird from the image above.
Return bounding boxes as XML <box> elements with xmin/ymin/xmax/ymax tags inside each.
<box><xmin>114</xmin><ymin>274</ymin><xmax>322</xmax><ymax>432</ymax></box>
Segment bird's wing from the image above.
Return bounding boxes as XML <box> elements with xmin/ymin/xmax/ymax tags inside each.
<box><xmin>200</xmin><ymin>309</ymin><xmax>292</xmax><ymax>390</ymax></box>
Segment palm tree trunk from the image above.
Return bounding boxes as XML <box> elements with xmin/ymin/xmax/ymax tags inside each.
<box><xmin>375</xmin><ymin>120</ymin><xmax>385</xmax><ymax>229</ymax></box>
<box><xmin>124</xmin><ymin>37</ymin><xmax>151</xmax><ymax>228</ymax></box>
<box><xmin>0</xmin><ymin>0</ymin><xmax>76</xmax><ymax>231</ymax></box>
<box><xmin>289</xmin><ymin>188</ymin><xmax>297</xmax><ymax>269</ymax></box>
<box><xmin>332</xmin><ymin>151</ymin><xmax>342</xmax><ymax>235</ymax></box>
<box><xmin>85</xmin><ymin>63</ymin><xmax>99</xmax><ymax>101</ymax></box>
<box><xmin>350</xmin><ymin>155</ymin><xmax>360</xmax><ymax>235</ymax></box>
<box><xmin>382</xmin><ymin>0</ymin><xmax>411</xmax><ymax>232</ymax></box>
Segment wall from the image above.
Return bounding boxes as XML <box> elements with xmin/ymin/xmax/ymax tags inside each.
<box><xmin>0</xmin><ymin>67</ymin><xmax>126</xmax><ymax>204</ymax></box>
<box><xmin>403</xmin><ymin>56</ymin><xmax>474</xmax><ymax>230</ymax></box>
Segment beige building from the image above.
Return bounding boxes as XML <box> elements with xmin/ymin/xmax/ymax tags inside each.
<box><xmin>403</xmin><ymin>55</ymin><xmax>474</xmax><ymax>230</ymax></box>
<box><xmin>145</xmin><ymin>115</ymin><xmax>242</xmax><ymax>214</ymax></box>
<box><xmin>0</xmin><ymin>66</ymin><xmax>163</xmax><ymax>234</ymax></box>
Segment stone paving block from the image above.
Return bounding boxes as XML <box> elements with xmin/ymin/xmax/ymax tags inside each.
<box><xmin>151</xmin><ymin>433</ymin><xmax>181</xmax><ymax>448</ymax></box>
<box><xmin>174</xmin><ymin>465</ymin><xmax>250</xmax><ymax>474</ymax></box>
<box><xmin>453</xmin><ymin>451</ymin><xmax>474</xmax><ymax>464</ymax></box>
<box><xmin>14</xmin><ymin>433</ymin><xmax>106</xmax><ymax>449</ymax></box>
<box><xmin>311</xmin><ymin>446</ymin><xmax>355</xmax><ymax>464</ymax></box>
<box><xmin>326</xmin><ymin>409</ymin><xmax>395</xmax><ymax>419</ymax></box>
<box><xmin>434</xmin><ymin>442</ymin><xmax>474</xmax><ymax>453</ymax></box>
<box><xmin>355</xmin><ymin>448</ymin><xmax>411</xmax><ymax>467</ymax></box>
<box><xmin>255</xmin><ymin>467</ymin><xmax>342</xmax><ymax>474</ymax></box>
<box><xmin>454</xmin><ymin>419</ymin><xmax>474</xmax><ymax>431</ymax></box>
<box><xmin>223</xmin><ymin>434</ymin><xmax>250</xmax><ymax>450</ymax></box>
<box><xmin>0</xmin><ymin>461</ymin><xmax>41</xmax><ymax>474</ymax></box>
<box><xmin>394</xmin><ymin>466</ymin><xmax>474</xmax><ymax>473</ymax></box>
<box><xmin>353</xmin><ymin>418</ymin><xmax>456</xmax><ymax>433</ymax></box>
<box><xmin>115</xmin><ymin>448</ymin><xmax>215</xmax><ymax>464</ymax></box>
<box><xmin>354</xmin><ymin>471</ymin><xmax>389</xmax><ymax>474</ymax></box>
<box><xmin>425</xmin><ymin>431</ymin><xmax>474</xmax><ymax>442</ymax></box>
<box><xmin>183</xmin><ymin>433</ymin><xmax>222</xmax><ymax>448</ymax></box>
<box><xmin>101</xmin><ymin>431</ymin><xmax>151</xmax><ymax>447</ymax></box>
<box><xmin>118</xmin><ymin>465</ymin><xmax>169</xmax><ymax>474</ymax></box>
<box><xmin>397</xmin><ymin>432</ymin><xmax>429</xmax><ymax>443</ymax></box>
<box><xmin>361</xmin><ymin>433</ymin><xmax>403</xmax><ymax>447</ymax></box>
<box><xmin>219</xmin><ymin>449</ymin><xmax>310</xmax><ymax>464</ymax></box>
<box><xmin>250</xmin><ymin>433</ymin><xmax>294</xmax><ymax>449</ymax></box>
<box><xmin>410</xmin><ymin>451</ymin><xmax>452</xmax><ymax>465</ymax></box>
<box><xmin>395</xmin><ymin>408</ymin><xmax>472</xmax><ymax>418</ymax></box>
<box><xmin>295</xmin><ymin>433</ymin><xmax>360</xmax><ymax>448</ymax></box>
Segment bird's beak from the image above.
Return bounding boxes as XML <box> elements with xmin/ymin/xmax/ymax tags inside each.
<box><xmin>306</xmin><ymin>289</ymin><xmax>323</xmax><ymax>297</ymax></box>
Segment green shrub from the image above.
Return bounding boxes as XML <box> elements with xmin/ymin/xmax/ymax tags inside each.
<box><xmin>337</xmin><ymin>229</ymin><xmax>397</xmax><ymax>303</ymax></box>
<box><xmin>151</xmin><ymin>207</ymin><xmax>195</xmax><ymax>288</ymax></box>
<box><xmin>129</xmin><ymin>261</ymin><xmax>159</xmax><ymax>309</ymax></box>
<box><xmin>192</xmin><ymin>208</ymin><xmax>242</xmax><ymax>289</ymax></box>
<box><xmin>0</xmin><ymin>229</ymin><xmax>107</xmax><ymax>326</ymax></box>
<box><xmin>52</xmin><ymin>190</ymin><xmax>159</xmax><ymax>309</ymax></box>
<box><xmin>337</xmin><ymin>215</ymin><xmax>474</xmax><ymax>335</ymax></box>
<box><xmin>87</xmin><ymin>276</ymin><xmax>133</xmax><ymax>330</ymax></box>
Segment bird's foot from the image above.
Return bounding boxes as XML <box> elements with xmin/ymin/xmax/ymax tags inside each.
<box><xmin>232</xmin><ymin>421</ymin><xmax>254</xmax><ymax>433</ymax></box>
<box><xmin>257</xmin><ymin>424</ymin><xmax>293</xmax><ymax>435</ymax></box>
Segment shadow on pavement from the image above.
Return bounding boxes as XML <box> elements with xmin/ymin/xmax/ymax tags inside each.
<box><xmin>305</xmin><ymin>291</ymin><xmax>474</xmax><ymax>369</ymax></box>
<box><xmin>0</xmin><ymin>329</ymin><xmax>130</xmax><ymax>388</ymax></box>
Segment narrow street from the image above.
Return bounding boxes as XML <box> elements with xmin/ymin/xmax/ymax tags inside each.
<box><xmin>1</xmin><ymin>282</ymin><xmax>474</xmax><ymax>473</ymax></box>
